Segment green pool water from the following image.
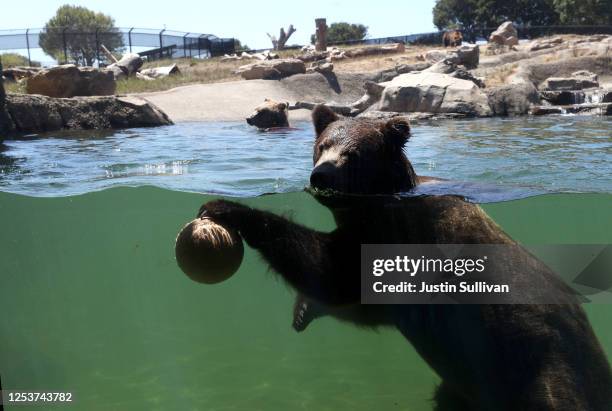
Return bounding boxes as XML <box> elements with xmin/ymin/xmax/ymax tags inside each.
<box><xmin>0</xmin><ymin>187</ymin><xmax>610</xmax><ymax>411</ymax></box>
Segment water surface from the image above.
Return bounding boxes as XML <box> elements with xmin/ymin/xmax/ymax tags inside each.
<box><xmin>1</xmin><ymin>116</ymin><xmax>610</xmax><ymax>198</ymax></box>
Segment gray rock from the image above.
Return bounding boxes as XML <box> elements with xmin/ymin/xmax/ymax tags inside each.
<box><xmin>528</xmin><ymin>37</ymin><xmax>564</xmax><ymax>52</ymax></box>
<box><xmin>4</xmin><ymin>94</ymin><xmax>171</xmax><ymax>134</ymax></box>
<box><xmin>454</xmin><ymin>45</ymin><xmax>480</xmax><ymax>69</ymax></box>
<box><xmin>541</xmin><ymin>76</ymin><xmax>599</xmax><ymax>91</ymax></box>
<box><xmin>571</xmin><ymin>70</ymin><xmax>598</xmax><ymax>82</ymax></box>
<box><xmin>489</xmin><ymin>22</ymin><xmax>519</xmax><ymax>46</ymax></box>
<box><xmin>26</xmin><ymin>64</ymin><xmax>116</xmax><ymax>98</ymax></box>
<box><xmin>235</xmin><ymin>59</ymin><xmax>306</xmax><ymax>80</ymax></box>
<box><xmin>378</xmin><ymin>71</ymin><xmax>492</xmax><ymax>117</ymax></box>
<box><xmin>424</xmin><ymin>45</ymin><xmax>479</xmax><ymax>69</ymax></box>
<box><xmin>486</xmin><ymin>82</ymin><xmax>540</xmax><ymax>116</ymax></box>
<box><xmin>540</xmin><ymin>90</ymin><xmax>585</xmax><ymax>105</ymax></box>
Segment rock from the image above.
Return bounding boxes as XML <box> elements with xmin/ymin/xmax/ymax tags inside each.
<box><xmin>375</xmin><ymin>62</ymin><xmax>431</xmax><ymax>82</ymax></box>
<box><xmin>378</xmin><ymin>71</ymin><xmax>492</xmax><ymax>117</ymax></box>
<box><xmin>235</xmin><ymin>59</ymin><xmax>306</xmax><ymax>80</ymax></box>
<box><xmin>344</xmin><ymin>43</ymin><xmax>405</xmax><ymax>58</ymax></box>
<box><xmin>454</xmin><ymin>44</ymin><xmax>480</xmax><ymax>69</ymax></box>
<box><xmin>528</xmin><ymin>37</ymin><xmax>564</xmax><ymax>52</ymax></box>
<box><xmin>246</xmin><ymin>99</ymin><xmax>289</xmax><ymax>129</ymax></box>
<box><xmin>531</xmin><ymin>103</ymin><xmax>612</xmax><ymax>116</ymax></box>
<box><xmin>106</xmin><ymin>53</ymin><xmax>143</xmax><ymax>80</ymax></box>
<box><xmin>26</xmin><ymin>65</ymin><xmax>116</xmax><ymax>98</ymax></box>
<box><xmin>139</xmin><ymin>64</ymin><xmax>181</xmax><ymax>79</ymax></box>
<box><xmin>424</xmin><ymin>45</ymin><xmax>479</xmax><ymax>69</ymax></box>
<box><xmin>486</xmin><ymin>82</ymin><xmax>540</xmax><ymax>116</ymax></box>
<box><xmin>425</xmin><ymin>50</ymin><xmax>448</xmax><ymax>63</ymax></box>
<box><xmin>541</xmin><ymin>75</ymin><xmax>599</xmax><ymax>91</ymax></box>
<box><xmin>450</xmin><ymin>68</ymin><xmax>485</xmax><ymax>88</ymax></box>
<box><xmin>571</xmin><ymin>70</ymin><xmax>598</xmax><ymax>82</ymax></box>
<box><xmin>306</xmin><ymin>60</ymin><xmax>334</xmax><ymax>74</ymax></box>
<box><xmin>489</xmin><ymin>22</ymin><xmax>519</xmax><ymax>46</ymax></box>
<box><xmin>2</xmin><ymin>66</ymin><xmax>40</xmax><ymax>82</ymax></box>
<box><xmin>530</xmin><ymin>106</ymin><xmax>563</xmax><ymax>115</ymax></box>
<box><xmin>4</xmin><ymin>94</ymin><xmax>171</xmax><ymax>134</ymax></box>
<box><xmin>540</xmin><ymin>90</ymin><xmax>584</xmax><ymax>105</ymax></box>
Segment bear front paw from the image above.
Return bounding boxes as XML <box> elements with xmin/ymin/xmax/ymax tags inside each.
<box><xmin>197</xmin><ymin>200</ymin><xmax>250</xmax><ymax>227</ymax></box>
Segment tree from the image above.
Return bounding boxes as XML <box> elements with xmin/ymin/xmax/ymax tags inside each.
<box><xmin>39</xmin><ymin>5</ymin><xmax>124</xmax><ymax>66</ymax></box>
<box><xmin>433</xmin><ymin>0</ymin><xmax>560</xmax><ymax>31</ymax></box>
<box><xmin>432</xmin><ymin>0</ymin><xmax>611</xmax><ymax>33</ymax></box>
<box><xmin>234</xmin><ymin>39</ymin><xmax>250</xmax><ymax>52</ymax></box>
<box><xmin>310</xmin><ymin>22</ymin><xmax>368</xmax><ymax>44</ymax></box>
<box><xmin>553</xmin><ymin>0</ymin><xmax>612</xmax><ymax>24</ymax></box>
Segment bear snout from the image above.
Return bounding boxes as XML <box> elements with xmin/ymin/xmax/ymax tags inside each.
<box><xmin>310</xmin><ymin>162</ymin><xmax>337</xmax><ymax>190</ymax></box>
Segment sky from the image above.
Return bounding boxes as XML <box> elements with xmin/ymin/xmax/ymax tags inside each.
<box><xmin>1</xmin><ymin>0</ymin><xmax>438</xmax><ymax>51</ymax></box>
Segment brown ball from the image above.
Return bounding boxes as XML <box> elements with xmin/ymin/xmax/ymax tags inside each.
<box><xmin>175</xmin><ymin>217</ymin><xmax>244</xmax><ymax>284</ymax></box>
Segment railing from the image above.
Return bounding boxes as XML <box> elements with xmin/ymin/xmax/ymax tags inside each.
<box><xmin>0</xmin><ymin>27</ymin><xmax>235</xmax><ymax>66</ymax></box>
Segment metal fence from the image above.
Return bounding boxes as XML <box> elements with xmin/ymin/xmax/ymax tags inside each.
<box><xmin>0</xmin><ymin>27</ymin><xmax>235</xmax><ymax>66</ymax></box>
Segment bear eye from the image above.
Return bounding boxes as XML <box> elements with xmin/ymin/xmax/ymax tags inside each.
<box><xmin>318</xmin><ymin>143</ymin><xmax>326</xmax><ymax>152</ymax></box>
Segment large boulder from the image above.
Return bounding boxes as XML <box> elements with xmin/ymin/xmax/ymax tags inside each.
<box><xmin>528</xmin><ymin>36</ymin><xmax>563</xmax><ymax>52</ymax></box>
<box><xmin>26</xmin><ymin>65</ymin><xmax>116</xmax><ymax>98</ymax></box>
<box><xmin>486</xmin><ymin>82</ymin><xmax>540</xmax><ymax>116</ymax></box>
<box><xmin>540</xmin><ymin>72</ymin><xmax>599</xmax><ymax>91</ymax></box>
<box><xmin>3</xmin><ymin>94</ymin><xmax>171</xmax><ymax>133</ymax></box>
<box><xmin>489</xmin><ymin>22</ymin><xmax>519</xmax><ymax>47</ymax></box>
<box><xmin>424</xmin><ymin>45</ymin><xmax>479</xmax><ymax>69</ymax></box>
<box><xmin>378</xmin><ymin>71</ymin><xmax>492</xmax><ymax>117</ymax></box>
<box><xmin>235</xmin><ymin>59</ymin><xmax>306</xmax><ymax>80</ymax></box>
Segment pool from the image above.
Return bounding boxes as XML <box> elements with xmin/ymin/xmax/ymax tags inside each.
<box><xmin>0</xmin><ymin>116</ymin><xmax>611</xmax><ymax>410</ymax></box>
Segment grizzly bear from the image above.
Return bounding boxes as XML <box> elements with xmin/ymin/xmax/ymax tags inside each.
<box><xmin>246</xmin><ymin>99</ymin><xmax>289</xmax><ymax>129</ymax></box>
<box><xmin>443</xmin><ymin>30</ymin><xmax>463</xmax><ymax>47</ymax></box>
<box><xmin>199</xmin><ymin>105</ymin><xmax>612</xmax><ymax>410</ymax></box>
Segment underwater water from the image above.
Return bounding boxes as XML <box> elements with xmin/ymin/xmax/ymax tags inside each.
<box><xmin>0</xmin><ymin>117</ymin><xmax>611</xmax><ymax>410</ymax></box>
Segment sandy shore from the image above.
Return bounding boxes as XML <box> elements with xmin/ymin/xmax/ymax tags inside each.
<box><xmin>137</xmin><ymin>73</ymin><xmax>371</xmax><ymax>123</ymax></box>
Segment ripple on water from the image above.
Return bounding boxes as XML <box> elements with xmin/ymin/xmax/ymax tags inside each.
<box><xmin>0</xmin><ymin>116</ymin><xmax>610</xmax><ymax>199</ymax></box>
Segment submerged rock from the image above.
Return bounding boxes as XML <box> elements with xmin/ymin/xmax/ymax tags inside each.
<box><xmin>26</xmin><ymin>64</ymin><xmax>116</xmax><ymax>98</ymax></box>
<box><xmin>378</xmin><ymin>71</ymin><xmax>492</xmax><ymax>117</ymax></box>
<box><xmin>3</xmin><ymin>94</ymin><xmax>171</xmax><ymax>134</ymax></box>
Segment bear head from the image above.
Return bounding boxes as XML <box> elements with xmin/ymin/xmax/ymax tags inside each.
<box><xmin>309</xmin><ymin>105</ymin><xmax>417</xmax><ymax>195</ymax></box>
<box><xmin>246</xmin><ymin>99</ymin><xmax>289</xmax><ymax>129</ymax></box>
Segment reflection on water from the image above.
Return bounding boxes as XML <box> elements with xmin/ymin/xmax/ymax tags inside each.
<box><xmin>0</xmin><ymin>116</ymin><xmax>610</xmax><ymax>198</ymax></box>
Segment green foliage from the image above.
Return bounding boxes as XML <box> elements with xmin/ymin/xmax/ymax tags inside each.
<box><xmin>0</xmin><ymin>53</ymin><xmax>40</xmax><ymax>67</ymax></box>
<box><xmin>234</xmin><ymin>39</ymin><xmax>250</xmax><ymax>51</ymax></box>
<box><xmin>310</xmin><ymin>22</ymin><xmax>369</xmax><ymax>45</ymax></box>
<box><xmin>433</xmin><ymin>0</ymin><xmax>611</xmax><ymax>31</ymax></box>
<box><xmin>553</xmin><ymin>0</ymin><xmax>612</xmax><ymax>24</ymax></box>
<box><xmin>39</xmin><ymin>5</ymin><xmax>124</xmax><ymax>66</ymax></box>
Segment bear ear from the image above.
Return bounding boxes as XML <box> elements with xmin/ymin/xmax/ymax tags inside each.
<box><xmin>383</xmin><ymin>117</ymin><xmax>411</xmax><ymax>148</ymax></box>
<box><xmin>312</xmin><ymin>105</ymin><xmax>339</xmax><ymax>136</ymax></box>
